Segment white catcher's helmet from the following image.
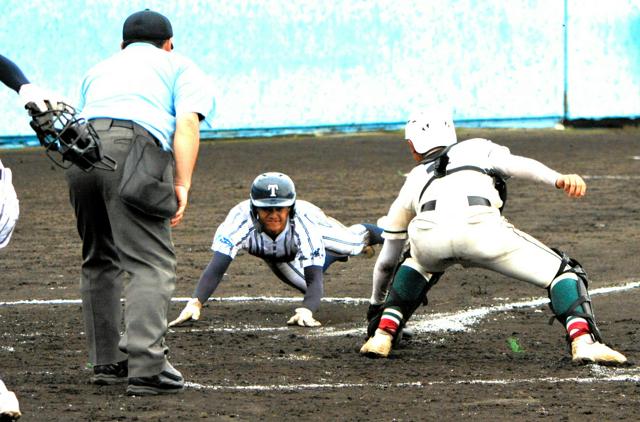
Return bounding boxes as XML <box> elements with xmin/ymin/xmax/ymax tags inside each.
<box><xmin>404</xmin><ymin>109</ymin><xmax>457</xmax><ymax>154</ymax></box>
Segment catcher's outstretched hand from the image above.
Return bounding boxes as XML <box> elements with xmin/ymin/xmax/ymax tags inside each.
<box><xmin>168</xmin><ymin>298</ymin><xmax>202</xmax><ymax>327</ymax></box>
<box><xmin>287</xmin><ymin>307</ymin><xmax>321</xmax><ymax>327</ymax></box>
<box><xmin>555</xmin><ymin>174</ymin><xmax>586</xmax><ymax>198</ymax></box>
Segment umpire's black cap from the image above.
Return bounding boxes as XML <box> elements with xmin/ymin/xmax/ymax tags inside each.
<box><xmin>122</xmin><ymin>9</ymin><xmax>173</xmax><ymax>43</ymax></box>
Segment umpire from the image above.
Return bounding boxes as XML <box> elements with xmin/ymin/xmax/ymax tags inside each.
<box><xmin>65</xmin><ymin>9</ymin><xmax>215</xmax><ymax>395</ymax></box>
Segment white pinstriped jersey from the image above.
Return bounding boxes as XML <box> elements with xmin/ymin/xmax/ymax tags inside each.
<box><xmin>212</xmin><ymin>199</ymin><xmax>369</xmax><ymax>270</ymax></box>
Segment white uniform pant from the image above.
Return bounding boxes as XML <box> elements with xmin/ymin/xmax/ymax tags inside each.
<box><xmin>408</xmin><ymin>207</ymin><xmax>562</xmax><ymax>288</ymax></box>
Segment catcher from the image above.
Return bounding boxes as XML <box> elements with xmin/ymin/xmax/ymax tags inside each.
<box><xmin>169</xmin><ymin>172</ymin><xmax>384</xmax><ymax>328</ymax></box>
<box><xmin>360</xmin><ymin>108</ymin><xmax>627</xmax><ymax>365</ymax></box>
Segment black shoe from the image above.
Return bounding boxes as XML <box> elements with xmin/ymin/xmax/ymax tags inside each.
<box><xmin>91</xmin><ymin>359</ymin><xmax>128</xmax><ymax>385</ymax></box>
<box><xmin>126</xmin><ymin>363</ymin><xmax>184</xmax><ymax>396</ymax></box>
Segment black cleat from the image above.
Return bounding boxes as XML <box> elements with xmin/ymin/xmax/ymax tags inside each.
<box><xmin>126</xmin><ymin>362</ymin><xmax>184</xmax><ymax>396</ymax></box>
<box><xmin>91</xmin><ymin>359</ymin><xmax>128</xmax><ymax>385</ymax></box>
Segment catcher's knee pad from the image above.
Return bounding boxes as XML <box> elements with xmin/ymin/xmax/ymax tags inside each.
<box><xmin>547</xmin><ymin>248</ymin><xmax>602</xmax><ymax>342</ymax></box>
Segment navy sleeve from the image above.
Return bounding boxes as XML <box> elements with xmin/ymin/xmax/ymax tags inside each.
<box><xmin>301</xmin><ymin>265</ymin><xmax>324</xmax><ymax>311</ymax></box>
<box><xmin>193</xmin><ymin>251</ymin><xmax>233</xmax><ymax>304</ymax></box>
<box><xmin>0</xmin><ymin>54</ymin><xmax>29</xmax><ymax>93</ymax></box>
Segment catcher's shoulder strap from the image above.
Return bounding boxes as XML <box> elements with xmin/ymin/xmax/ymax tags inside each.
<box><xmin>417</xmin><ymin>141</ymin><xmax>508</xmax><ymax>211</ymax></box>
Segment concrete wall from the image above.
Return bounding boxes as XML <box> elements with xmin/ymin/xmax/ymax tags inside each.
<box><xmin>0</xmin><ymin>0</ymin><xmax>638</xmax><ymax>139</ymax></box>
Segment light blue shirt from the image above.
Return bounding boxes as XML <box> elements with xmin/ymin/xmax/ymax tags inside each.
<box><xmin>78</xmin><ymin>43</ymin><xmax>215</xmax><ymax>151</ymax></box>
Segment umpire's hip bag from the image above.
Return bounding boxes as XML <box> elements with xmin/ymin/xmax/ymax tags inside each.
<box><xmin>91</xmin><ymin>119</ymin><xmax>178</xmax><ymax>219</ymax></box>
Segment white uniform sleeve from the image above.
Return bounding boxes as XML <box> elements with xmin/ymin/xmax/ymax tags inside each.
<box><xmin>489</xmin><ymin>145</ymin><xmax>560</xmax><ymax>186</ymax></box>
<box><xmin>295</xmin><ymin>213</ymin><xmax>326</xmax><ymax>268</ymax></box>
<box><xmin>0</xmin><ymin>161</ymin><xmax>19</xmax><ymax>249</ymax></box>
<box><xmin>380</xmin><ymin>175</ymin><xmax>417</xmax><ymax>240</ymax></box>
<box><xmin>370</xmin><ymin>239</ymin><xmax>406</xmax><ymax>304</ymax></box>
<box><xmin>211</xmin><ymin>202</ymin><xmax>252</xmax><ymax>259</ymax></box>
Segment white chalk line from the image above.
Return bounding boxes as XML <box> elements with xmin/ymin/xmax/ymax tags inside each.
<box><xmin>583</xmin><ymin>175</ymin><xmax>640</xmax><ymax>180</ymax></box>
<box><xmin>179</xmin><ymin>280</ymin><xmax>639</xmax><ymax>336</ymax></box>
<box><xmin>0</xmin><ymin>296</ymin><xmax>367</xmax><ymax>307</ymax></box>
<box><xmin>2</xmin><ymin>281</ymin><xmax>639</xmax><ymax>340</ymax></box>
<box><xmin>2</xmin><ymin>282</ymin><xmax>638</xmax><ymax>392</ymax></box>
<box><xmin>185</xmin><ymin>366</ymin><xmax>640</xmax><ymax>392</ymax></box>
<box><xmin>3</xmin><ymin>280</ymin><xmax>637</xmax><ymax>309</ymax></box>
<box><xmin>315</xmin><ymin>280</ymin><xmax>640</xmax><ymax>337</ymax></box>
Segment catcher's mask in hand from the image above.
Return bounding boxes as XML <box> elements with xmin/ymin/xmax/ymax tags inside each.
<box><xmin>26</xmin><ymin>101</ymin><xmax>117</xmax><ymax>172</ymax></box>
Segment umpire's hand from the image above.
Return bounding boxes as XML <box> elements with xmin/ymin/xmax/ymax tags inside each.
<box><xmin>169</xmin><ymin>298</ymin><xmax>202</xmax><ymax>327</ymax></box>
<box><xmin>171</xmin><ymin>185</ymin><xmax>189</xmax><ymax>227</ymax></box>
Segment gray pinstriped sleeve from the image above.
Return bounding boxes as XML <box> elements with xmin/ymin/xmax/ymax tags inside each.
<box><xmin>193</xmin><ymin>251</ymin><xmax>233</xmax><ymax>304</ymax></box>
<box><xmin>301</xmin><ymin>265</ymin><xmax>323</xmax><ymax>311</ymax></box>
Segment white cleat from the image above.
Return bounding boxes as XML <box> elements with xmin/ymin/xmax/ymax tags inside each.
<box><xmin>360</xmin><ymin>329</ymin><xmax>393</xmax><ymax>358</ymax></box>
<box><xmin>0</xmin><ymin>389</ymin><xmax>21</xmax><ymax>421</ymax></box>
<box><xmin>571</xmin><ymin>336</ymin><xmax>627</xmax><ymax>365</ymax></box>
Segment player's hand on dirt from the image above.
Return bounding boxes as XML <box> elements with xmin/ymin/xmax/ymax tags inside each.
<box><xmin>170</xmin><ymin>185</ymin><xmax>189</xmax><ymax>227</ymax></box>
<box><xmin>287</xmin><ymin>307</ymin><xmax>321</xmax><ymax>327</ymax></box>
<box><xmin>555</xmin><ymin>174</ymin><xmax>586</xmax><ymax>198</ymax></box>
<box><xmin>168</xmin><ymin>298</ymin><xmax>202</xmax><ymax>327</ymax></box>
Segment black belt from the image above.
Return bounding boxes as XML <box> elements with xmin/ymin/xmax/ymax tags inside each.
<box><xmin>89</xmin><ymin>118</ymin><xmax>134</xmax><ymax>130</ymax></box>
<box><xmin>421</xmin><ymin>196</ymin><xmax>491</xmax><ymax>212</ymax></box>
<box><xmin>110</xmin><ymin>119</ymin><xmax>134</xmax><ymax>129</ymax></box>
<box><xmin>89</xmin><ymin>118</ymin><xmax>161</xmax><ymax>146</ymax></box>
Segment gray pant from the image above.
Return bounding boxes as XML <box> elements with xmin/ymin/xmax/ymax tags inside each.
<box><xmin>65</xmin><ymin>119</ymin><xmax>176</xmax><ymax>377</ymax></box>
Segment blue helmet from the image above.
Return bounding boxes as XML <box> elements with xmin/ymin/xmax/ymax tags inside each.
<box><xmin>250</xmin><ymin>172</ymin><xmax>296</xmax><ymax>208</ymax></box>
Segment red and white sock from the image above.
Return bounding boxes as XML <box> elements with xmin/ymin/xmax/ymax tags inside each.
<box><xmin>378</xmin><ymin>307</ymin><xmax>403</xmax><ymax>336</ymax></box>
<box><xmin>567</xmin><ymin>317</ymin><xmax>592</xmax><ymax>343</ymax></box>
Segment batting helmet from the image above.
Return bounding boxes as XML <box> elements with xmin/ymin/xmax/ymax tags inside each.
<box><xmin>250</xmin><ymin>172</ymin><xmax>296</xmax><ymax>209</ymax></box>
<box><xmin>404</xmin><ymin>108</ymin><xmax>457</xmax><ymax>154</ymax></box>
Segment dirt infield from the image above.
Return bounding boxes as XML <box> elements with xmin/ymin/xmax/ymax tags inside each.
<box><xmin>1</xmin><ymin>127</ymin><xmax>640</xmax><ymax>421</ymax></box>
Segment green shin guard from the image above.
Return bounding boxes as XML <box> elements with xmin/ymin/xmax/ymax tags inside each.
<box><xmin>384</xmin><ymin>265</ymin><xmax>431</xmax><ymax>320</ymax></box>
<box><xmin>548</xmin><ymin>276</ymin><xmax>602</xmax><ymax>342</ymax></box>
<box><xmin>367</xmin><ymin>265</ymin><xmax>431</xmax><ymax>339</ymax></box>
<box><xmin>549</xmin><ymin>277</ymin><xmax>585</xmax><ymax>319</ymax></box>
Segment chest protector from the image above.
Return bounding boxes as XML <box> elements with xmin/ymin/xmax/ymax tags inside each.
<box><xmin>417</xmin><ymin>142</ymin><xmax>508</xmax><ymax>213</ymax></box>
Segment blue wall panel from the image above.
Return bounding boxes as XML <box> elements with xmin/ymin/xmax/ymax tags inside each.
<box><xmin>567</xmin><ymin>0</ymin><xmax>640</xmax><ymax>119</ymax></box>
<box><xmin>0</xmin><ymin>0</ymin><xmax>638</xmax><ymax>140</ymax></box>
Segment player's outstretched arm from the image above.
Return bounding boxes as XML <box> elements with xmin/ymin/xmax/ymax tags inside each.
<box><xmin>287</xmin><ymin>266</ymin><xmax>323</xmax><ymax>327</ymax></box>
<box><xmin>0</xmin><ymin>54</ymin><xmax>63</xmax><ymax>112</ymax></box>
<box><xmin>0</xmin><ymin>54</ymin><xmax>29</xmax><ymax>93</ymax></box>
<box><xmin>370</xmin><ymin>238</ymin><xmax>406</xmax><ymax>305</ymax></box>
<box><xmin>555</xmin><ymin>174</ymin><xmax>586</xmax><ymax>198</ymax></box>
<box><xmin>169</xmin><ymin>251</ymin><xmax>232</xmax><ymax>327</ymax></box>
